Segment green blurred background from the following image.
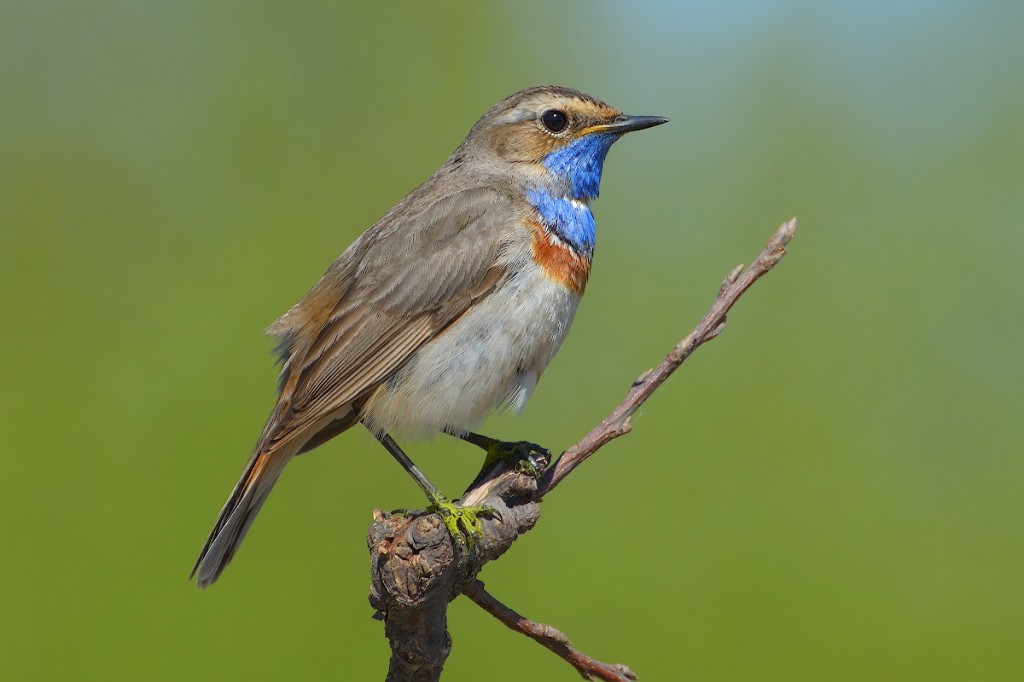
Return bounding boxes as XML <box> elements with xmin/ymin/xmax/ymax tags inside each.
<box><xmin>2</xmin><ymin>1</ymin><xmax>1022</xmax><ymax>680</ymax></box>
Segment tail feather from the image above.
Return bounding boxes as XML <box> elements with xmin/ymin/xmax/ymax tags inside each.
<box><xmin>193</xmin><ymin>404</ymin><xmax>359</xmax><ymax>587</ymax></box>
<box><xmin>191</xmin><ymin>446</ymin><xmax>293</xmax><ymax>588</ymax></box>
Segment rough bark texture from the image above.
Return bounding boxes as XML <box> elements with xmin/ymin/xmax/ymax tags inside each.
<box><xmin>369</xmin><ymin>456</ymin><xmax>544</xmax><ymax>682</ymax></box>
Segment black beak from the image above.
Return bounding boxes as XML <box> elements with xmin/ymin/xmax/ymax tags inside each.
<box><xmin>599</xmin><ymin>114</ymin><xmax>670</xmax><ymax>134</ymax></box>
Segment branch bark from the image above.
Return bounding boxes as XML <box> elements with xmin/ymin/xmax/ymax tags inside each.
<box><xmin>368</xmin><ymin>219</ymin><xmax>797</xmax><ymax>681</ymax></box>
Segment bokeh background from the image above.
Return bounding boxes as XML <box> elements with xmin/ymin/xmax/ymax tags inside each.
<box><xmin>2</xmin><ymin>1</ymin><xmax>1022</xmax><ymax>680</ymax></box>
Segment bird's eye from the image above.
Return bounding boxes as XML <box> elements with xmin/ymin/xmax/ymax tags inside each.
<box><xmin>541</xmin><ymin>109</ymin><xmax>568</xmax><ymax>133</ymax></box>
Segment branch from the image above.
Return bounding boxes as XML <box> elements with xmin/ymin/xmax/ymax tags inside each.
<box><xmin>368</xmin><ymin>454</ymin><xmax>545</xmax><ymax>682</ymax></box>
<box><xmin>536</xmin><ymin>217</ymin><xmax>796</xmax><ymax>496</ymax></box>
<box><xmin>368</xmin><ymin>218</ymin><xmax>796</xmax><ymax>681</ymax></box>
<box><xmin>463</xmin><ymin>580</ymin><xmax>637</xmax><ymax>681</ymax></box>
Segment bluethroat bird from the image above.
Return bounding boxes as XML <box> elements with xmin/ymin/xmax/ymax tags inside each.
<box><xmin>192</xmin><ymin>85</ymin><xmax>667</xmax><ymax>587</ymax></box>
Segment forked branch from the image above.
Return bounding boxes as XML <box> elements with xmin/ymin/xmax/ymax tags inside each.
<box><xmin>369</xmin><ymin>219</ymin><xmax>797</xmax><ymax>681</ymax></box>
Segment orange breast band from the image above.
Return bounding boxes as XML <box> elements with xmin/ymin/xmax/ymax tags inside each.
<box><xmin>527</xmin><ymin>221</ymin><xmax>591</xmax><ymax>295</ymax></box>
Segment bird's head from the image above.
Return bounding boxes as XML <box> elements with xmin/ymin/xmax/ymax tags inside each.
<box><xmin>461</xmin><ymin>85</ymin><xmax>667</xmax><ymax>201</ymax></box>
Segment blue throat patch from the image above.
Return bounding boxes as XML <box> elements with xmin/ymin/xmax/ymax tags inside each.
<box><xmin>527</xmin><ymin>133</ymin><xmax>619</xmax><ymax>256</ymax></box>
<box><xmin>526</xmin><ymin>188</ymin><xmax>597</xmax><ymax>256</ymax></box>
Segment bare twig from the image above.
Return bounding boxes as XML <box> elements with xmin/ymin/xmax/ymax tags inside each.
<box><xmin>370</xmin><ymin>219</ymin><xmax>796</xmax><ymax>680</ymax></box>
<box><xmin>536</xmin><ymin>218</ymin><xmax>796</xmax><ymax>496</ymax></box>
<box><xmin>463</xmin><ymin>580</ymin><xmax>637</xmax><ymax>682</ymax></box>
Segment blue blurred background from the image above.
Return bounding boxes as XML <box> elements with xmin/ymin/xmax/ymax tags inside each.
<box><xmin>2</xmin><ymin>1</ymin><xmax>1022</xmax><ymax>679</ymax></box>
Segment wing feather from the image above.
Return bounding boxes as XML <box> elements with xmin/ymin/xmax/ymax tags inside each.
<box><xmin>258</xmin><ymin>186</ymin><xmax>518</xmax><ymax>450</ymax></box>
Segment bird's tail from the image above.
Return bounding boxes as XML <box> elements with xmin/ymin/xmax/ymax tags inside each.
<box><xmin>191</xmin><ymin>444</ymin><xmax>295</xmax><ymax>588</ymax></box>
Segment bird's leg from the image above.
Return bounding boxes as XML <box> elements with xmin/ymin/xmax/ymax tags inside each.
<box><xmin>371</xmin><ymin>429</ymin><xmax>492</xmax><ymax>544</ymax></box>
<box><xmin>374</xmin><ymin>430</ymin><xmax>443</xmax><ymax>500</ymax></box>
<box><xmin>458</xmin><ymin>432</ymin><xmax>550</xmax><ymax>482</ymax></box>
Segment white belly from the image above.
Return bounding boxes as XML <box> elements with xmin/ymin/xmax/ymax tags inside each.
<box><xmin>360</xmin><ymin>262</ymin><xmax>581</xmax><ymax>438</ymax></box>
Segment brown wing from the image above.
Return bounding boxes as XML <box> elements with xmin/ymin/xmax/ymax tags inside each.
<box><xmin>192</xmin><ymin>185</ymin><xmax>519</xmax><ymax>586</ymax></box>
<box><xmin>258</xmin><ymin>185</ymin><xmax>518</xmax><ymax>451</ymax></box>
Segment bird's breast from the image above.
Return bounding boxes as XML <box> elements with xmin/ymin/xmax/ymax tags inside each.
<box><xmin>359</xmin><ymin>237</ymin><xmax>583</xmax><ymax>438</ymax></box>
<box><xmin>526</xmin><ymin>218</ymin><xmax>592</xmax><ymax>295</ymax></box>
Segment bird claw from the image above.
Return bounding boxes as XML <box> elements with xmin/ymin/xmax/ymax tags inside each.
<box><xmin>482</xmin><ymin>440</ymin><xmax>550</xmax><ymax>477</ymax></box>
<box><xmin>429</xmin><ymin>495</ymin><xmax>494</xmax><ymax>547</ymax></box>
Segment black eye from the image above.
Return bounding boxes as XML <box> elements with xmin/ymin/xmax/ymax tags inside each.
<box><xmin>541</xmin><ymin>109</ymin><xmax>568</xmax><ymax>133</ymax></box>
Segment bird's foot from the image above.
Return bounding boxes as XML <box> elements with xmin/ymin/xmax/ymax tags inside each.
<box><xmin>428</xmin><ymin>494</ymin><xmax>494</xmax><ymax>547</ymax></box>
<box><xmin>479</xmin><ymin>438</ymin><xmax>550</xmax><ymax>479</ymax></box>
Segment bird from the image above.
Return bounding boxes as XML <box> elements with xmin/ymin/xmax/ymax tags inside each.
<box><xmin>191</xmin><ymin>85</ymin><xmax>667</xmax><ymax>587</ymax></box>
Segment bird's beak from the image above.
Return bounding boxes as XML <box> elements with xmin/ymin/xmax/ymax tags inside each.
<box><xmin>579</xmin><ymin>114</ymin><xmax>669</xmax><ymax>137</ymax></box>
